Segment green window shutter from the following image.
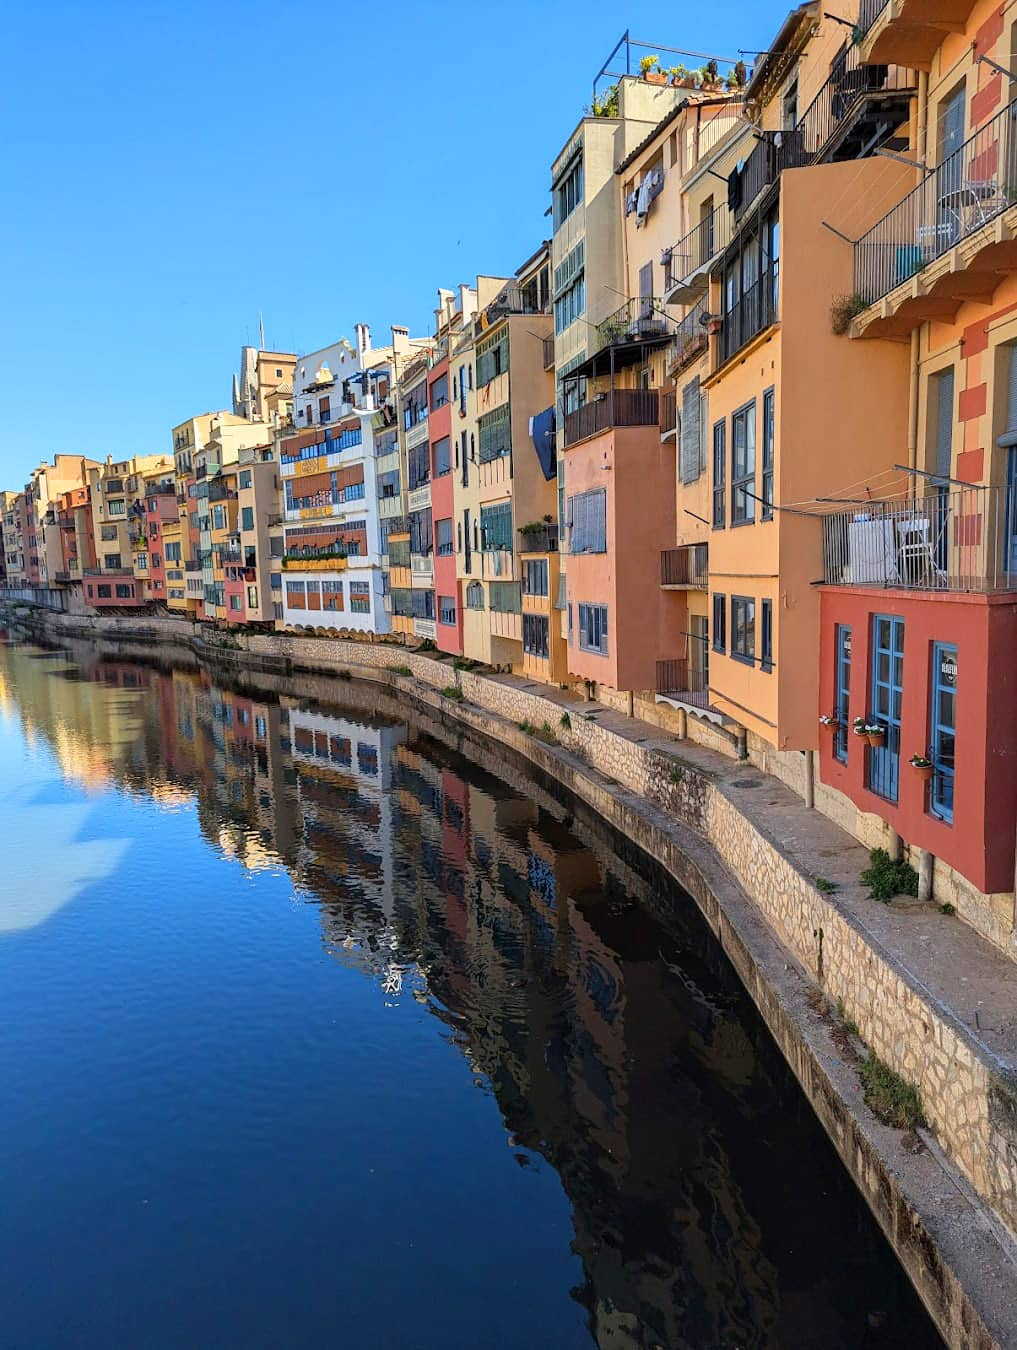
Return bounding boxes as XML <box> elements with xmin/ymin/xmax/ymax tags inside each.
<box><xmin>681</xmin><ymin>376</ymin><xmax>701</xmax><ymax>484</ymax></box>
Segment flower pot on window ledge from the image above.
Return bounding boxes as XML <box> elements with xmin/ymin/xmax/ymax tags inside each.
<box><xmin>910</xmin><ymin>757</ymin><xmax>934</xmax><ymax>781</ymax></box>
<box><xmin>818</xmin><ymin>715</ymin><xmax>840</xmax><ymax>730</ymax></box>
<box><xmin>865</xmin><ymin>728</ymin><xmax>886</xmax><ymax>747</ymax></box>
<box><xmin>705</xmin><ymin>318</ymin><xmax>723</xmax><ymax>336</ymax></box>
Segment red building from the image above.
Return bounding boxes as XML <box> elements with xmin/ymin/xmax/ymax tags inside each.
<box><xmin>143</xmin><ymin>478</ymin><xmax>178</xmax><ymax>605</ymax></box>
<box><xmin>819</xmin><ymin>582</ymin><xmax>1017</xmax><ymax>899</ymax></box>
<box><xmin>428</xmin><ymin>355</ymin><xmax>462</xmax><ymax>654</ymax></box>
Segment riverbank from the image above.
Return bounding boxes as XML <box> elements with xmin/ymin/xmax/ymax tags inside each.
<box><xmin>8</xmin><ymin>604</ymin><xmax>1017</xmax><ymax>1349</ymax></box>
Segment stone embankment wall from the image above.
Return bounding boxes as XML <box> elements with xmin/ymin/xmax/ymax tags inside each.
<box><xmin>12</xmin><ymin>608</ymin><xmax>1017</xmax><ymax>1347</ymax></box>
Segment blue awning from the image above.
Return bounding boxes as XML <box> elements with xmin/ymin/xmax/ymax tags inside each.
<box><xmin>529</xmin><ymin>406</ymin><xmax>556</xmax><ymax>481</ymax></box>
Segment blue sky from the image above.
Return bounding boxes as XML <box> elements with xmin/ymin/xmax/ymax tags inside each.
<box><xmin>0</xmin><ymin>0</ymin><xmax>779</xmax><ymax>484</ymax></box>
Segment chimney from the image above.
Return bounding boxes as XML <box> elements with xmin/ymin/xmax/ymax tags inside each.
<box><xmin>355</xmin><ymin>323</ymin><xmax>371</xmax><ymax>362</ymax></box>
<box><xmin>390</xmin><ymin>325</ymin><xmax>410</xmax><ymax>356</ymax></box>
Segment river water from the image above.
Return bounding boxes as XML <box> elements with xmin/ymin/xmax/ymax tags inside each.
<box><xmin>0</xmin><ymin>629</ymin><xmax>942</xmax><ymax>1349</ymax></box>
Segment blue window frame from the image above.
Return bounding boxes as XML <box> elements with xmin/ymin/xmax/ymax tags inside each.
<box><xmin>930</xmin><ymin>642</ymin><xmax>956</xmax><ymax>823</ymax></box>
<box><xmin>869</xmin><ymin>614</ymin><xmax>904</xmax><ymax>802</ymax></box>
<box><xmin>834</xmin><ymin>624</ymin><xmax>851</xmax><ymax>764</ymax></box>
<box><xmin>712</xmin><ymin>593</ymin><xmax>726</xmax><ymax>652</ymax></box>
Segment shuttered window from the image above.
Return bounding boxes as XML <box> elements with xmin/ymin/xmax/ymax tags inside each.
<box><xmin>478</xmin><ymin>404</ymin><xmax>511</xmax><ymax>462</ymax></box>
<box><xmin>480</xmin><ymin>502</ymin><xmax>513</xmax><ymax>552</ymax></box>
<box><xmin>931</xmin><ymin>368</ymin><xmax>954</xmax><ymax>479</ymax></box>
<box><xmin>712</xmin><ymin>422</ymin><xmax>726</xmax><ymax>528</ymax></box>
<box><xmin>681</xmin><ymin>376</ymin><xmax>702</xmax><ymax>484</ymax></box>
<box><xmin>477</xmin><ymin>331</ymin><xmax>508</xmax><ymax>387</ymax></box>
<box><xmin>567</xmin><ymin>488</ymin><xmax>607</xmax><ymax>554</ymax></box>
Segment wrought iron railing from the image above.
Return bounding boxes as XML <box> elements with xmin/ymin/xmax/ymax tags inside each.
<box><xmin>821</xmin><ymin>486</ymin><xmax>1011</xmax><ymax>591</ymax></box>
<box><xmin>733</xmin><ymin>131</ymin><xmax>807</xmax><ymax>223</ymax></box>
<box><xmin>595</xmin><ymin>298</ymin><xmax>672</xmax><ymax>351</ymax></box>
<box><xmin>858</xmin><ymin>0</ymin><xmax>890</xmax><ymax>33</ymax></box>
<box><xmin>665</xmin><ymin>297</ymin><xmax>709</xmax><ymax>373</ymax></box>
<box><xmin>542</xmin><ymin>336</ymin><xmax>555</xmax><ymax>370</ymax></box>
<box><xmin>563</xmin><ymin>389</ymin><xmax>659</xmax><ymax>447</ymax></box>
<box><xmin>797</xmin><ymin>45</ymin><xmax>915</xmax><ymax>161</ymax></box>
<box><xmin>659</xmin><ymin>389</ymin><xmax>677</xmax><ymax>438</ymax></box>
<box><xmin>661</xmin><ymin>544</ymin><xmax>708</xmax><ymax>588</ymax></box>
<box><xmin>663</xmin><ymin>206</ymin><xmax>731</xmax><ymax>295</ymax></box>
<box><xmin>854</xmin><ymin>99</ymin><xmax>1017</xmax><ymax>306</ymax></box>
<box><xmin>721</xmin><ymin>268</ymin><xmax>778</xmax><ymax>363</ymax></box>
<box><xmin>656</xmin><ymin>660</ymin><xmax>711</xmax><ymax>709</ymax></box>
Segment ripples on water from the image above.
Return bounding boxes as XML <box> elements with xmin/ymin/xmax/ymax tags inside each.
<box><xmin>0</xmin><ymin>631</ymin><xmax>943</xmax><ymax>1348</ymax></box>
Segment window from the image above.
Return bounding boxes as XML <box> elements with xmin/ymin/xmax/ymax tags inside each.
<box><xmin>101</xmin><ymin>525</ymin><xmax>118</xmax><ymax>542</ymax></box>
<box><xmin>378</xmin><ymin>469</ymin><xmax>400</xmax><ymax>499</ymax></box>
<box><xmin>834</xmin><ymin>624</ymin><xmax>851</xmax><ymax>763</ymax></box>
<box><xmin>104</xmin><ymin>553</ymin><xmax>122</xmax><ymax>569</ymax></box>
<box><xmin>135</xmin><ymin>553</ymin><xmax>148</xmax><ymax>570</ymax></box>
<box><xmin>433</xmin><ymin>436</ymin><xmax>451</xmax><ymax>477</ymax></box>
<box><xmin>731</xmin><ymin>596</ymin><xmax>755</xmax><ymax>663</ymax></box>
<box><xmin>411</xmin><ymin>588</ymin><xmax>436</xmax><ymax>620</ymax></box>
<box><xmin>229</xmin><ymin>594</ymin><xmax>242</xmax><ymax>612</ymax></box>
<box><xmin>680</xmin><ymin>377</ymin><xmax>702</xmax><ymax>484</ymax></box>
<box><xmin>409</xmin><ymin>508</ymin><xmax>433</xmax><ymax>555</ymax></box>
<box><xmin>323</xmin><ymin>580</ymin><xmax>343</xmax><ymax>610</ymax></box>
<box><xmin>430</xmin><ymin>373</ymin><xmax>449</xmax><ymax>409</ymax></box>
<box><xmin>523</xmin><ymin>614</ymin><xmax>550</xmax><ymax>659</ymax></box>
<box><xmin>151</xmin><ymin>554</ymin><xmax>161</xmax><ymax>569</ymax></box>
<box><xmin>712</xmin><ymin>594</ymin><xmax>727</xmax><ymax>652</ymax></box>
<box><xmin>286</xmin><ymin>579</ymin><xmax>306</xmax><ymax>608</ymax></box>
<box><xmin>761</xmin><ymin>599</ymin><xmax>773</xmax><ymax>672</ymax></box>
<box><xmin>402</xmin><ymin>381</ymin><xmax>428</xmax><ymax>430</ymax></box>
<box><xmin>436</xmin><ymin>517</ymin><xmax>454</xmax><ymax>556</ymax></box>
<box><xmin>522</xmin><ymin>558</ymin><xmax>548</xmax><ymax>596</ymax></box>
<box><xmin>712</xmin><ymin>422</ymin><xmax>726</xmax><ymax>528</ymax></box>
<box><xmin>477</xmin><ymin>331</ymin><xmax>508</xmax><ymax>387</ymax></box>
<box><xmin>239</xmin><ymin>470</ymin><xmax>252</xmax><ymax>489</ymax></box>
<box><xmin>96</xmin><ymin>584</ymin><xmax>112</xmax><ymax>599</ymax></box>
<box><xmin>489</xmin><ymin>581</ymin><xmax>521</xmax><ymax>613</ymax></box>
<box><xmin>241</xmin><ymin>506</ymin><xmax>254</xmax><ymax>531</ymax></box>
<box><xmin>466</xmin><ymin>581</ymin><xmax>484</xmax><ymax>609</ymax></box>
<box><xmin>438</xmin><ymin>595</ymin><xmax>456</xmax><ymax>625</ymax></box>
<box><xmin>554</xmin><ymin>274</ymin><xmax>585</xmax><ymax>335</ymax></box>
<box><xmin>553</xmin><ymin>156</ymin><xmax>583</xmax><ymax>229</ymax></box>
<box><xmin>478</xmin><ymin>404</ymin><xmax>510</xmax><ymax>462</ymax></box>
<box><xmin>480</xmin><ymin>502</ymin><xmax>513</xmax><ymax>552</ymax></box>
<box><xmin>408</xmin><ymin>440</ymin><xmax>431</xmax><ymax>489</ymax></box>
<box><xmin>577</xmin><ymin>603</ymin><xmax>608</xmax><ymax>655</ymax></box>
<box><xmin>930</xmin><ymin>642</ymin><xmax>957</xmax><ymax>823</ymax></box>
<box><xmin>761</xmin><ymin>388</ymin><xmax>775</xmax><ymax>519</ymax></box>
<box><xmin>349</xmin><ymin>580</ymin><xmax>371</xmax><ymax>614</ymax></box>
<box><xmin>247</xmin><ymin>585</ymin><xmax>258</xmax><ymax>609</ymax></box>
<box><xmin>115</xmin><ymin>584</ymin><xmax>133</xmax><ymax>599</ymax></box>
<box><xmin>869</xmin><ymin>614</ymin><xmax>905</xmax><ymax>803</ymax></box>
<box><xmin>108</xmin><ymin>499</ymin><xmax>126</xmax><ymax>517</ymax></box>
<box><xmin>567</xmin><ymin>489</ymin><xmax>606</xmax><ymax>554</ymax></box>
<box><xmin>731</xmin><ymin>402</ymin><xmax>756</xmax><ymax>524</ymax></box>
<box><xmin>638</xmin><ymin>260</ymin><xmax>654</xmax><ymax>318</ymax></box>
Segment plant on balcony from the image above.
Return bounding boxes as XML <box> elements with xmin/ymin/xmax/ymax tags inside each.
<box><xmin>852</xmin><ymin>716</ymin><xmax>868</xmax><ymax>737</ymax></box>
<box><xmin>670</xmin><ymin>64</ymin><xmax>698</xmax><ymax>89</ymax></box>
<box><xmin>909</xmin><ymin>753</ymin><xmax>934</xmax><ymax>780</ymax></box>
<box><xmin>830</xmin><ymin>292</ymin><xmax>869</xmax><ymax>336</ymax></box>
<box><xmin>640</xmin><ymin>54</ymin><xmax>668</xmax><ymax>85</ymax></box>
<box><xmin>591</xmin><ymin>83</ymin><xmax>619</xmax><ymax>118</ymax></box>
<box><xmin>700</xmin><ymin>60</ymin><xmax>722</xmax><ymax>92</ymax></box>
<box><xmin>863</xmin><ymin>723</ymin><xmax>886</xmax><ymax>746</ymax></box>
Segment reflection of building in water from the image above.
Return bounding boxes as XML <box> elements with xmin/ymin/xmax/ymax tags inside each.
<box><xmin>287</xmin><ymin>705</ymin><xmax>405</xmax><ymax>922</ymax></box>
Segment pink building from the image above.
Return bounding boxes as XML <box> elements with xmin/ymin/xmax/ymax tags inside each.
<box><xmin>429</xmin><ymin>355</ymin><xmax>462</xmax><ymax>654</ymax></box>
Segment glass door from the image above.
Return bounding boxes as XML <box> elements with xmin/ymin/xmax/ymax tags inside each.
<box><xmin>869</xmin><ymin>615</ymin><xmax>904</xmax><ymax>802</ymax></box>
<box><xmin>930</xmin><ymin>643</ymin><xmax>957</xmax><ymax>822</ymax></box>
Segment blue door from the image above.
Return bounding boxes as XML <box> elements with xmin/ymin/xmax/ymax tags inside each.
<box><xmin>834</xmin><ymin>625</ymin><xmax>852</xmax><ymax>764</ymax></box>
<box><xmin>930</xmin><ymin>642</ymin><xmax>957</xmax><ymax>822</ymax></box>
<box><xmin>869</xmin><ymin>615</ymin><xmax>904</xmax><ymax>802</ymax></box>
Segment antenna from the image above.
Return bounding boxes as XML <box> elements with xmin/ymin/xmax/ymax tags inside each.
<box><xmin>259</xmin><ymin>313</ymin><xmax>265</xmax><ymax>351</ymax></box>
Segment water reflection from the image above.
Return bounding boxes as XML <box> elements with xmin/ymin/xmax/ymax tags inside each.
<box><xmin>0</xmin><ymin>630</ymin><xmax>942</xmax><ymax>1349</ymax></box>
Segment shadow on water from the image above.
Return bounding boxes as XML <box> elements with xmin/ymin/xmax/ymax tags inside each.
<box><xmin>0</xmin><ymin>628</ymin><xmax>944</xmax><ymax>1348</ymax></box>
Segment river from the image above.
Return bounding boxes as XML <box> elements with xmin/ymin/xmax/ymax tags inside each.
<box><xmin>0</xmin><ymin>629</ymin><xmax>942</xmax><ymax>1348</ymax></box>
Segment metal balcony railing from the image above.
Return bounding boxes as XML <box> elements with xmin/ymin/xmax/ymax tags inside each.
<box><xmin>796</xmin><ymin>45</ymin><xmax>915</xmax><ymax>162</ymax></box>
<box><xmin>661</xmin><ymin>544</ymin><xmax>708</xmax><ymax>588</ymax></box>
<box><xmin>487</xmin><ymin>285</ymin><xmax>550</xmax><ymax>318</ymax></box>
<box><xmin>542</xmin><ymin>335</ymin><xmax>555</xmax><ymax>371</ymax></box>
<box><xmin>721</xmin><ymin>268</ymin><xmax>778</xmax><ymax>364</ymax></box>
<box><xmin>732</xmin><ymin>131</ymin><xmax>807</xmax><ymax>223</ymax></box>
<box><xmin>656</xmin><ymin>660</ymin><xmax>711</xmax><ymax>710</ymax></box>
<box><xmin>663</xmin><ymin>206</ymin><xmax>731</xmax><ymax>298</ymax></box>
<box><xmin>595</xmin><ymin>298</ymin><xmax>673</xmax><ymax>352</ymax></box>
<box><xmin>563</xmin><ymin>390</ymin><xmax>659</xmax><ymax>448</ymax></box>
<box><xmin>821</xmin><ymin>486</ymin><xmax>1012</xmax><ymax>592</ymax></box>
<box><xmin>855</xmin><ymin>99</ymin><xmax>1017</xmax><ymax>306</ymax></box>
<box><xmin>858</xmin><ymin>0</ymin><xmax>890</xmax><ymax>33</ymax></box>
<box><xmin>517</xmin><ymin>524</ymin><xmax>559</xmax><ymax>553</ymax></box>
<box><xmin>665</xmin><ymin>297</ymin><xmax>709</xmax><ymax>374</ymax></box>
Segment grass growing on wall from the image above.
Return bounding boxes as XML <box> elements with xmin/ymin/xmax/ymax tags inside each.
<box><xmin>860</xmin><ymin>1055</ymin><xmax>927</xmax><ymax>1131</ymax></box>
<box><xmin>860</xmin><ymin>848</ymin><xmax>919</xmax><ymax>902</ymax></box>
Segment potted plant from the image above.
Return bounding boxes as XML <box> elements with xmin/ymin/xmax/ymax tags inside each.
<box><xmin>852</xmin><ymin>716</ymin><xmax>869</xmax><ymax>738</ymax></box>
<box><xmin>670</xmin><ymin>63</ymin><xmax>698</xmax><ymax>89</ymax></box>
<box><xmin>701</xmin><ymin>60</ymin><xmax>722</xmax><ymax>92</ymax></box>
<box><xmin>640</xmin><ymin>54</ymin><xmax>668</xmax><ymax>86</ymax></box>
<box><xmin>909</xmin><ymin>754</ymin><xmax>934</xmax><ymax>781</ymax></box>
<box><xmin>705</xmin><ymin>313</ymin><xmax>724</xmax><ymax>336</ymax></box>
<box><xmin>864</xmin><ymin>722</ymin><xmax>886</xmax><ymax>747</ymax></box>
<box><xmin>819</xmin><ymin>713</ymin><xmax>840</xmax><ymax>730</ymax></box>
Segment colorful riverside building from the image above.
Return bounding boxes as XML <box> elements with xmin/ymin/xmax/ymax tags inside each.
<box><xmin>281</xmin><ymin>325</ymin><xmax>424</xmax><ymax>632</ymax></box>
<box><xmin>83</xmin><ymin>455</ymin><xmax>174</xmax><ymax>609</ymax></box>
<box><xmin>453</xmin><ymin>251</ymin><xmax>560</xmax><ymax>678</ymax></box>
<box><xmin>805</xmin><ymin>0</ymin><xmax>1017</xmax><ymax>949</ymax></box>
<box><xmin>557</xmin><ymin>82</ymin><xmax>749</xmax><ymax>700</ymax></box>
<box><xmin>403</xmin><ymin>352</ymin><xmax>436</xmax><ymax>640</ymax></box>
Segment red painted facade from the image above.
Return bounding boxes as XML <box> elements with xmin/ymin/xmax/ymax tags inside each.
<box><xmin>145</xmin><ymin>485</ymin><xmax>177</xmax><ymax>604</ymax></box>
<box><xmin>818</xmin><ymin>585</ymin><xmax>1017</xmax><ymax>893</ymax></box>
<box><xmin>428</xmin><ymin>358</ymin><xmax>462</xmax><ymax>654</ymax></box>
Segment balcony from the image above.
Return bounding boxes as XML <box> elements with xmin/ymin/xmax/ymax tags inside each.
<box><xmin>731</xmin><ymin>131</ymin><xmax>806</xmax><ymax>225</ymax></box>
<box><xmin>860</xmin><ymin>0</ymin><xmax>979</xmax><ymax>69</ymax></box>
<box><xmin>487</xmin><ymin>284</ymin><xmax>550</xmax><ymax>318</ymax></box>
<box><xmin>563</xmin><ymin>389</ymin><xmax>659</xmax><ymax>449</ymax></box>
<box><xmin>796</xmin><ymin>44</ymin><xmax>915</xmax><ymax>164</ymax></box>
<box><xmin>388</xmin><ymin>540</ymin><xmax>411</xmax><ymax>568</ymax></box>
<box><xmin>185</xmin><ymin>560</ymin><xmax>201</xmax><ymax>572</ymax></box>
<box><xmin>655</xmin><ymin>660</ymin><xmax>713</xmax><ymax>711</ymax></box>
<box><xmin>853</xmin><ymin>99</ymin><xmax>1017</xmax><ymax>334</ymax></box>
<box><xmin>661</xmin><ymin>543</ymin><xmax>708</xmax><ymax>589</ymax></box>
<box><xmin>595</xmin><ymin>298</ymin><xmax>672</xmax><ymax>353</ymax></box>
<box><xmin>662</xmin><ymin>205</ymin><xmax>732</xmax><ymax>305</ymax></box>
<box><xmin>659</xmin><ymin>389</ymin><xmax>677</xmax><ymax>441</ymax></box>
<box><xmin>720</xmin><ymin>269</ymin><xmax>778</xmax><ymax>365</ymax></box>
<box><xmin>820</xmin><ymin>486</ymin><xmax>1013</xmax><ymax>592</ymax></box>
<box><xmin>282</xmin><ymin>552</ymin><xmax>348</xmax><ymax>572</ymax></box>
<box><xmin>665</xmin><ymin>297</ymin><xmax>709</xmax><ymax>376</ymax></box>
<box><xmin>542</xmin><ymin>336</ymin><xmax>555</xmax><ymax>371</ymax></box>
<box><xmin>517</xmin><ymin>524</ymin><xmax>559</xmax><ymax>553</ymax></box>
